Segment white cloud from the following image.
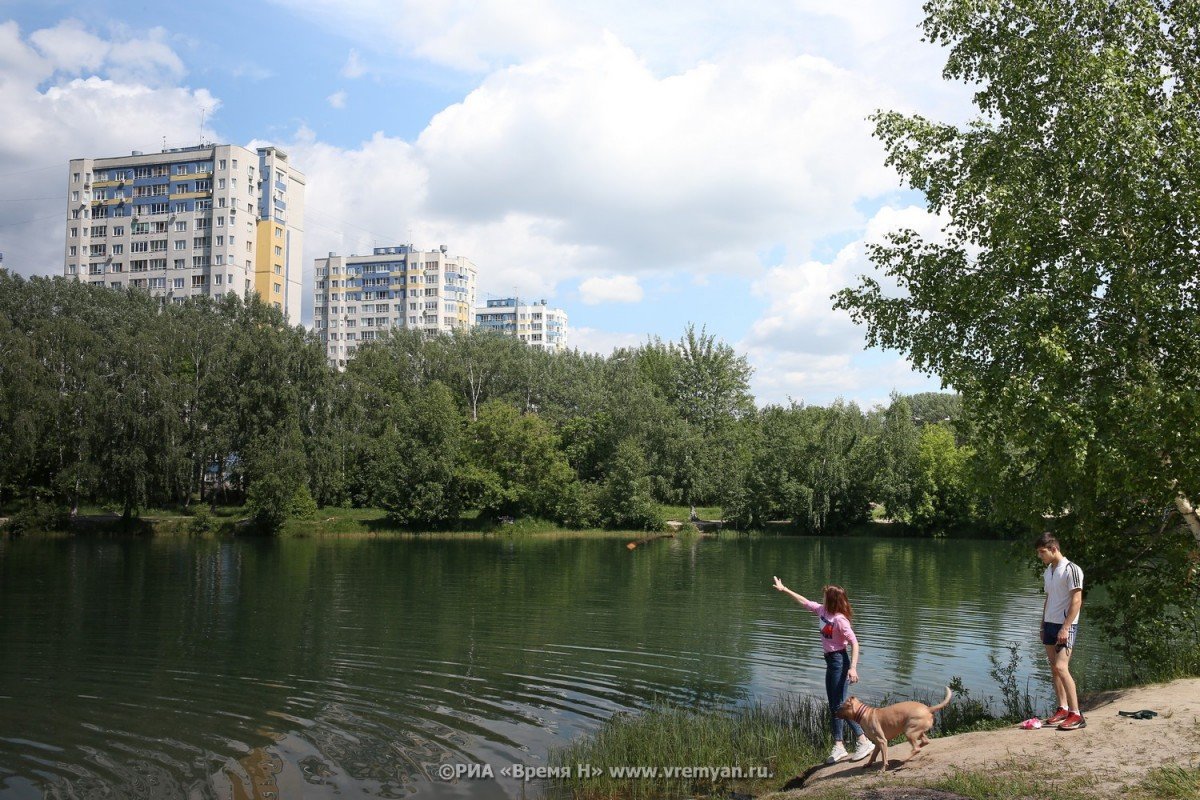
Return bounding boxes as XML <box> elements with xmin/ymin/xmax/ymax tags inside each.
<box><xmin>749</xmin><ymin>351</ymin><xmax>942</xmax><ymax>408</ymax></box>
<box><xmin>415</xmin><ymin>36</ymin><xmax>894</xmax><ymax>272</ymax></box>
<box><xmin>341</xmin><ymin>48</ymin><xmax>367</xmax><ymax>78</ymax></box>
<box><xmin>569</xmin><ymin>326</ymin><xmax>645</xmax><ymax>355</ymax></box>
<box><xmin>745</xmin><ymin>205</ymin><xmax>944</xmax><ymax>356</ymax></box>
<box><xmin>578</xmin><ymin>274</ymin><xmax>643</xmax><ymax>305</ymax></box>
<box><xmin>327</xmin><ymin>90</ymin><xmax>347</xmax><ymax>109</ymax></box>
<box><xmin>274</xmin><ymin>0</ymin><xmax>583</xmax><ymax>73</ymax></box>
<box><xmin>740</xmin><ymin>205</ymin><xmax>949</xmax><ymax>405</ymax></box>
<box><xmin>0</xmin><ymin>21</ymin><xmax>215</xmax><ymax>278</ymax></box>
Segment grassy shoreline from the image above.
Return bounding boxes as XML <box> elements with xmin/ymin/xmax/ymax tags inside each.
<box><xmin>547</xmin><ymin>675</ymin><xmax>1200</xmax><ymax>800</ymax></box>
<box><xmin>2</xmin><ymin>502</ymin><xmax>1024</xmax><ymax>541</ymax></box>
<box><xmin>0</xmin><ymin>503</ymin><xmax>710</xmax><ymax>539</ymax></box>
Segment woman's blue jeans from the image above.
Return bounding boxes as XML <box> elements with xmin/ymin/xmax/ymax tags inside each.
<box><xmin>825</xmin><ymin>650</ymin><xmax>863</xmax><ymax>741</ymax></box>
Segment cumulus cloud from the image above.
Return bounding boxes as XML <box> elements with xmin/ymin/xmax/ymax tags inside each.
<box><xmin>327</xmin><ymin>90</ymin><xmax>347</xmax><ymax>109</ymax></box>
<box><xmin>341</xmin><ymin>48</ymin><xmax>367</xmax><ymax>78</ymax></box>
<box><xmin>416</xmin><ymin>36</ymin><xmax>894</xmax><ymax>273</ymax></box>
<box><xmin>569</xmin><ymin>326</ymin><xmax>645</xmax><ymax>355</ymax></box>
<box><xmin>0</xmin><ymin>20</ymin><xmax>215</xmax><ymax>277</ymax></box>
<box><xmin>578</xmin><ymin>274</ymin><xmax>643</xmax><ymax>305</ymax></box>
<box><xmin>740</xmin><ymin>205</ymin><xmax>948</xmax><ymax>405</ymax></box>
<box><xmin>273</xmin><ymin>0</ymin><xmax>583</xmax><ymax>73</ymax></box>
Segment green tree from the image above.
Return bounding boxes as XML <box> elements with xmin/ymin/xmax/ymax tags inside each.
<box><xmin>834</xmin><ymin>0</ymin><xmax>1200</xmax><ymax>671</ymax></box>
<box><xmin>465</xmin><ymin>400</ymin><xmax>580</xmax><ymax>521</ymax></box>
<box><xmin>358</xmin><ymin>382</ymin><xmax>471</xmax><ymax>528</ymax></box>
<box><xmin>597</xmin><ymin>438</ymin><xmax>664</xmax><ymax>531</ymax></box>
<box><xmin>911</xmin><ymin>423</ymin><xmax>975</xmax><ymax>532</ymax></box>
<box><xmin>874</xmin><ymin>394</ymin><xmax>921</xmax><ymax>521</ymax></box>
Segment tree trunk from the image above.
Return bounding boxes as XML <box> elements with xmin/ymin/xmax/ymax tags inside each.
<box><xmin>1174</xmin><ymin>494</ymin><xmax>1200</xmax><ymax>548</ymax></box>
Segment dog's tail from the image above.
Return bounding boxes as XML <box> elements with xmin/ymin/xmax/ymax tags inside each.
<box><xmin>930</xmin><ymin>686</ymin><xmax>953</xmax><ymax>711</ymax></box>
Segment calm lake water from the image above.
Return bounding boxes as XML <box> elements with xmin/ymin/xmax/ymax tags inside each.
<box><xmin>0</xmin><ymin>534</ymin><xmax>1116</xmax><ymax>799</ymax></box>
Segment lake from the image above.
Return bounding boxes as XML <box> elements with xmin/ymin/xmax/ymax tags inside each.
<box><xmin>0</xmin><ymin>533</ymin><xmax>1115</xmax><ymax>798</ymax></box>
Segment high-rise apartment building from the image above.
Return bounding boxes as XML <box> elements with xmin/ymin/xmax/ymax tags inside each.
<box><xmin>314</xmin><ymin>245</ymin><xmax>478</xmax><ymax>368</ymax></box>
<box><xmin>64</xmin><ymin>144</ymin><xmax>305</xmax><ymax>321</ymax></box>
<box><xmin>254</xmin><ymin>147</ymin><xmax>305</xmax><ymax>321</ymax></box>
<box><xmin>476</xmin><ymin>298</ymin><xmax>569</xmax><ymax>351</ymax></box>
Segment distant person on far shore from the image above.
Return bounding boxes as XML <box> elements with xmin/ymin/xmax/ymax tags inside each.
<box><xmin>1035</xmin><ymin>532</ymin><xmax>1086</xmax><ymax>731</ymax></box>
<box><xmin>772</xmin><ymin>577</ymin><xmax>875</xmax><ymax>764</ymax></box>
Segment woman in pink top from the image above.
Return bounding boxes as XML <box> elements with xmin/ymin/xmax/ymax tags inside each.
<box><xmin>772</xmin><ymin>577</ymin><xmax>875</xmax><ymax>764</ymax></box>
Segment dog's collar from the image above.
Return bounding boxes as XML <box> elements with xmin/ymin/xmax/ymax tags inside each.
<box><xmin>852</xmin><ymin>703</ymin><xmax>871</xmax><ymax>725</ymax></box>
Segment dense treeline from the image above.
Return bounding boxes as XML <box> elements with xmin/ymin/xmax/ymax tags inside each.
<box><xmin>0</xmin><ymin>272</ymin><xmax>983</xmax><ymax>534</ymax></box>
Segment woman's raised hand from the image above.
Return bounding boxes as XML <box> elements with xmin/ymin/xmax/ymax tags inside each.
<box><xmin>772</xmin><ymin>576</ymin><xmax>786</xmax><ymax>592</ymax></box>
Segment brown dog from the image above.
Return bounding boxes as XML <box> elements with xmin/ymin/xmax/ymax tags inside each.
<box><xmin>835</xmin><ymin>687</ymin><xmax>952</xmax><ymax>772</ymax></box>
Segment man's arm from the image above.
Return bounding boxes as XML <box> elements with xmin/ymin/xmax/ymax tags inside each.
<box><xmin>1058</xmin><ymin>589</ymin><xmax>1083</xmax><ymax>644</ymax></box>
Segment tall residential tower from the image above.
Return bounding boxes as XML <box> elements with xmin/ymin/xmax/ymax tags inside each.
<box><xmin>64</xmin><ymin>144</ymin><xmax>305</xmax><ymax>321</ymax></box>
<box><xmin>475</xmin><ymin>298</ymin><xmax>569</xmax><ymax>351</ymax></box>
<box><xmin>314</xmin><ymin>245</ymin><xmax>478</xmax><ymax>367</ymax></box>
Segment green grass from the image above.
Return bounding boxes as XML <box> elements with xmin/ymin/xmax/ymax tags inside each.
<box><xmin>1130</xmin><ymin>763</ymin><xmax>1200</xmax><ymax>799</ymax></box>
<box><xmin>549</xmin><ymin>694</ymin><xmax>827</xmax><ymax>800</ymax></box>
<box><xmin>657</xmin><ymin>505</ymin><xmax>723</xmax><ymax>521</ymax></box>
<box><xmin>930</xmin><ymin>758</ymin><xmax>1100</xmax><ymax>800</ymax></box>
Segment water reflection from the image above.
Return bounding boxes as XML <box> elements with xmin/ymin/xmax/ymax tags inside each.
<box><xmin>0</xmin><ymin>534</ymin><xmax>1115</xmax><ymax>798</ymax></box>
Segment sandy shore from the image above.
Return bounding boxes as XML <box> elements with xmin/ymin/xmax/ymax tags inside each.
<box><xmin>768</xmin><ymin>677</ymin><xmax>1200</xmax><ymax>799</ymax></box>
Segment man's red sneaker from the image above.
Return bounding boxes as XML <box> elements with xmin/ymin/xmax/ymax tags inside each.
<box><xmin>1044</xmin><ymin>707</ymin><xmax>1070</xmax><ymax>725</ymax></box>
<box><xmin>1057</xmin><ymin>712</ymin><xmax>1086</xmax><ymax>731</ymax></box>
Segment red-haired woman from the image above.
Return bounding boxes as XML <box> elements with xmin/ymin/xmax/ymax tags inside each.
<box><xmin>772</xmin><ymin>577</ymin><xmax>875</xmax><ymax>764</ymax></box>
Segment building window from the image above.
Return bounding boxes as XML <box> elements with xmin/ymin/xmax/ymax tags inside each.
<box><xmin>173</xmin><ymin>259</ymin><xmax>185</xmax><ymax>270</ymax></box>
<box><xmin>131</xmin><ymin>241</ymin><xmax>148</xmax><ymax>253</ymax></box>
<box><xmin>173</xmin><ymin>278</ymin><xmax>185</xmax><ymax>289</ymax></box>
<box><xmin>219</xmin><ymin>159</ymin><xmax>227</xmax><ymax>170</ymax></box>
<box><xmin>175</xmin><ymin>221</ymin><xmax>187</xmax><ymax>232</ymax></box>
<box><xmin>191</xmin><ymin>275</ymin><xmax>207</xmax><ymax>288</ymax></box>
<box><xmin>111</xmin><ymin>244</ymin><xmax>124</xmax><ymax>255</ymax></box>
<box><xmin>72</xmin><ymin>172</ymin><xmax>80</xmax><ymax>183</ymax></box>
<box><xmin>273</xmin><ymin>282</ymin><xmax>281</xmax><ymax>294</ymax></box>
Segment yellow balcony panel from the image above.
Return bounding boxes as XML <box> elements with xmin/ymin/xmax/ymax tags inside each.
<box><xmin>90</xmin><ymin>179</ymin><xmax>119</xmax><ymax>188</ymax></box>
<box><xmin>173</xmin><ymin>191</ymin><xmax>213</xmax><ymax>200</ymax></box>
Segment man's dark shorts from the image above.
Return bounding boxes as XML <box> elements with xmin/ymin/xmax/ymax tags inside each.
<box><xmin>1042</xmin><ymin>621</ymin><xmax>1078</xmax><ymax>649</ymax></box>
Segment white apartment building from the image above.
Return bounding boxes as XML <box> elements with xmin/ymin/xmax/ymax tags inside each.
<box><xmin>475</xmin><ymin>297</ymin><xmax>569</xmax><ymax>352</ymax></box>
<box><xmin>64</xmin><ymin>144</ymin><xmax>305</xmax><ymax>322</ymax></box>
<box><xmin>314</xmin><ymin>245</ymin><xmax>478</xmax><ymax>368</ymax></box>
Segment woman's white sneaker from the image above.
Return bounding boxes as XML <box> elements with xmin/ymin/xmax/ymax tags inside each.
<box><xmin>825</xmin><ymin>742</ymin><xmax>849</xmax><ymax>763</ymax></box>
<box><xmin>849</xmin><ymin>737</ymin><xmax>876</xmax><ymax>762</ymax></box>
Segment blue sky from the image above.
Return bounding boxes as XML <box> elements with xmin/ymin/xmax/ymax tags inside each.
<box><xmin>0</xmin><ymin>0</ymin><xmax>975</xmax><ymax>407</ymax></box>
